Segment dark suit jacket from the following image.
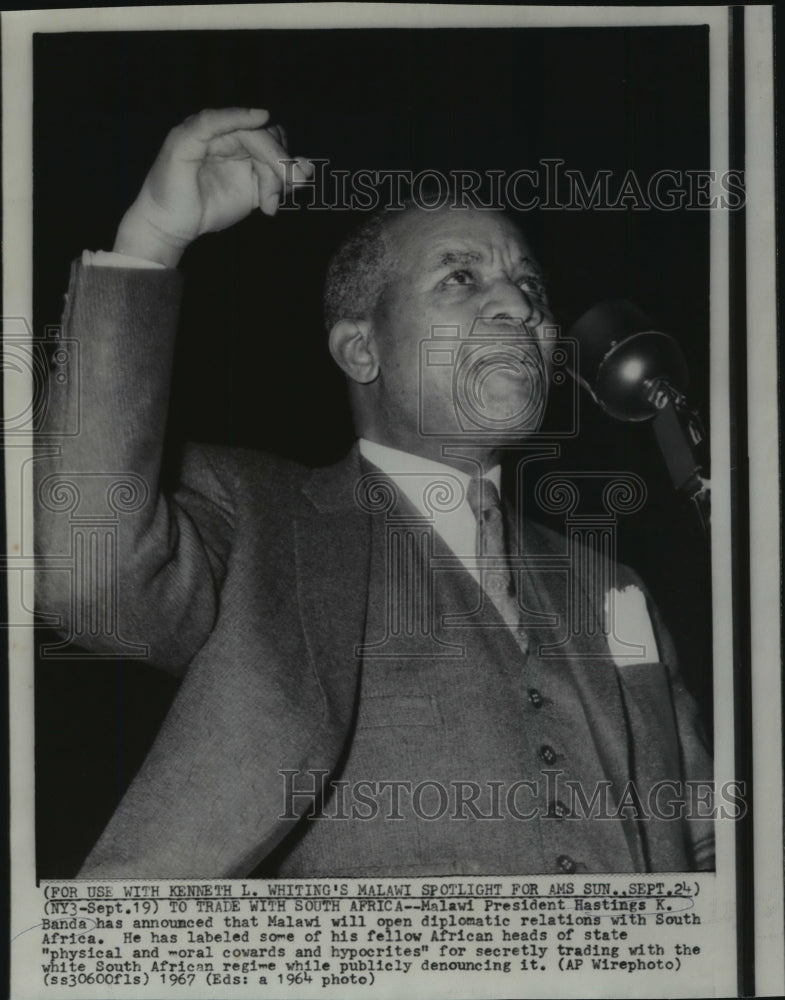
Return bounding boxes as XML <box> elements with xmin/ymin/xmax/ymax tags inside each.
<box><xmin>35</xmin><ymin>262</ymin><xmax>714</xmax><ymax>877</ymax></box>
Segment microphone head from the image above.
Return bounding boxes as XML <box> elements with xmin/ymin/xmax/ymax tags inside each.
<box><xmin>566</xmin><ymin>299</ymin><xmax>689</xmax><ymax>422</ymax></box>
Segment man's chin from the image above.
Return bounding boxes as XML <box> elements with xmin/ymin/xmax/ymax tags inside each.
<box><xmin>478</xmin><ymin>380</ymin><xmax>547</xmax><ymax>432</ymax></box>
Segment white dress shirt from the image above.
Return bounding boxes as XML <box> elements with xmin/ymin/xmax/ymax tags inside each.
<box><xmin>359</xmin><ymin>437</ymin><xmax>499</xmax><ymax>586</ymax></box>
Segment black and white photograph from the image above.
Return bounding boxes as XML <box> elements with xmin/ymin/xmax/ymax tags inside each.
<box><xmin>4</xmin><ymin>4</ymin><xmax>781</xmax><ymax>998</ymax></box>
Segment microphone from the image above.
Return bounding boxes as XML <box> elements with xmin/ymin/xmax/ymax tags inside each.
<box><xmin>566</xmin><ymin>300</ymin><xmax>709</xmax><ymax>534</ymax></box>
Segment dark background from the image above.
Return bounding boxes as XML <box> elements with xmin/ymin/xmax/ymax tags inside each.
<box><xmin>33</xmin><ymin>26</ymin><xmax>714</xmax><ymax>877</ymax></box>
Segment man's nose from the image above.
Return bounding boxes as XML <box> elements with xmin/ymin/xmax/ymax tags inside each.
<box><xmin>482</xmin><ymin>278</ymin><xmax>544</xmax><ymax>329</ymax></box>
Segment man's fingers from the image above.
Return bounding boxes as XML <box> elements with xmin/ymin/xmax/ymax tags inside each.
<box><xmin>267</xmin><ymin>123</ymin><xmax>286</xmax><ymax>148</ymax></box>
<box><xmin>295</xmin><ymin>156</ymin><xmax>315</xmax><ymax>179</ymax></box>
<box><xmin>166</xmin><ymin>108</ymin><xmax>272</xmax><ymax>160</ymax></box>
<box><xmin>266</xmin><ymin>127</ymin><xmax>315</xmax><ymax>180</ymax></box>
<box><xmin>271</xmin><ymin>123</ymin><xmax>288</xmax><ymax>150</ymax></box>
<box><xmin>164</xmin><ymin>109</ymin><xmax>315</xmax><ymax>186</ymax></box>
<box><xmin>180</xmin><ymin>107</ymin><xmax>271</xmax><ymax>142</ymax></box>
<box><xmin>235</xmin><ymin>127</ymin><xmax>307</xmax><ymax>187</ymax></box>
<box><xmin>253</xmin><ymin>161</ymin><xmax>282</xmax><ymax>216</ymax></box>
<box><xmin>150</xmin><ymin>108</ymin><xmax>313</xmax><ymax>227</ymax></box>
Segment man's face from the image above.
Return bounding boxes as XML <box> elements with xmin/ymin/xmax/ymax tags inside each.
<box><xmin>366</xmin><ymin>206</ymin><xmax>554</xmax><ymax>457</ymax></box>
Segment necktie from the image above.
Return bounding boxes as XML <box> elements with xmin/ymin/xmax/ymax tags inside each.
<box><xmin>465</xmin><ymin>476</ymin><xmax>529</xmax><ymax>655</ymax></box>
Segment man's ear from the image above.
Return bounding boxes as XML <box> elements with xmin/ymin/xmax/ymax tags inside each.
<box><xmin>328</xmin><ymin>318</ymin><xmax>379</xmax><ymax>384</ymax></box>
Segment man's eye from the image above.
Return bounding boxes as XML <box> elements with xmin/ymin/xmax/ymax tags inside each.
<box><xmin>518</xmin><ymin>275</ymin><xmax>547</xmax><ymax>299</ymax></box>
<box><xmin>442</xmin><ymin>269</ymin><xmax>475</xmax><ymax>287</ymax></box>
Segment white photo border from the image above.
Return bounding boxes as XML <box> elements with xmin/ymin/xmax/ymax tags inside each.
<box><xmin>3</xmin><ymin>4</ymin><xmax>779</xmax><ymax>998</ymax></box>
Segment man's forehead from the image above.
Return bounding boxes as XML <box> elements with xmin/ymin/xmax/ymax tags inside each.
<box><xmin>386</xmin><ymin>205</ymin><xmax>532</xmax><ymax>258</ymax></box>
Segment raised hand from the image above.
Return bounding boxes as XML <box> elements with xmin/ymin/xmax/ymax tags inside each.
<box><xmin>113</xmin><ymin>108</ymin><xmax>312</xmax><ymax>266</ymax></box>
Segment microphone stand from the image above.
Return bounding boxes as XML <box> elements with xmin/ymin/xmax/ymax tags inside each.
<box><xmin>645</xmin><ymin>378</ymin><xmax>711</xmax><ymax>539</ymax></box>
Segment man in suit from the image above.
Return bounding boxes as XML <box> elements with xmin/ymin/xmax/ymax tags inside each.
<box><xmin>35</xmin><ymin>108</ymin><xmax>714</xmax><ymax>878</ymax></box>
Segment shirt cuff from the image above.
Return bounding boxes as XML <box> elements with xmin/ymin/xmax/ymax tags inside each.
<box><xmin>82</xmin><ymin>250</ymin><xmax>167</xmax><ymax>270</ymax></box>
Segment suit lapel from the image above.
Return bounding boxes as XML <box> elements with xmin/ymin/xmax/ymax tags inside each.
<box><xmin>295</xmin><ymin>445</ymin><xmax>372</xmax><ymax>739</ymax></box>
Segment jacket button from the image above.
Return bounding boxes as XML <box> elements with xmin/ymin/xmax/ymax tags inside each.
<box><xmin>539</xmin><ymin>744</ymin><xmax>558</xmax><ymax>765</ymax></box>
<box><xmin>549</xmin><ymin>800</ymin><xmax>569</xmax><ymax>820</ymax></box>
<box><xmin>557</xmin><ymin>854</ymin><xmax>577</xmax><ymax>873</ymax></box>
<box><xmin>528</xmin><ymin>688</ymin><xmax>543</xmax><ymax>708</ymax></box>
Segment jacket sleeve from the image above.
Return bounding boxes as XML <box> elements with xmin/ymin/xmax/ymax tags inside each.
<box><xmin>614</xmin><ymin>563</ymin><xmax>716</xmax><ymax>871</ymax></box>
<box><xmin>646</xmin><ymin>585</ymin><xmax>715</xmax><ymax>870</ymax></box>
<box><xmin>34</xmin><ymin>261</ymin><xmax>235</xmax><ymax>675</ymax></box>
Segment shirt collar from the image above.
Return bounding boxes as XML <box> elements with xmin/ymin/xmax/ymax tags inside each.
<box><xmin>358</xmin><ymin>438</ymin><xmax>501</xmax><ymax>494</ymax></box>
<box><xmin>357</xmin><ymin>439</ymin><xmax>502</xmax><ymax>572</ymax></box>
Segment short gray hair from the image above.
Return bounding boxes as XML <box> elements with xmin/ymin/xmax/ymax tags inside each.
<box><xmin>322</xmin><ymin>209</ymin><xmax>399</xmax><ymax>332</ymax></box>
